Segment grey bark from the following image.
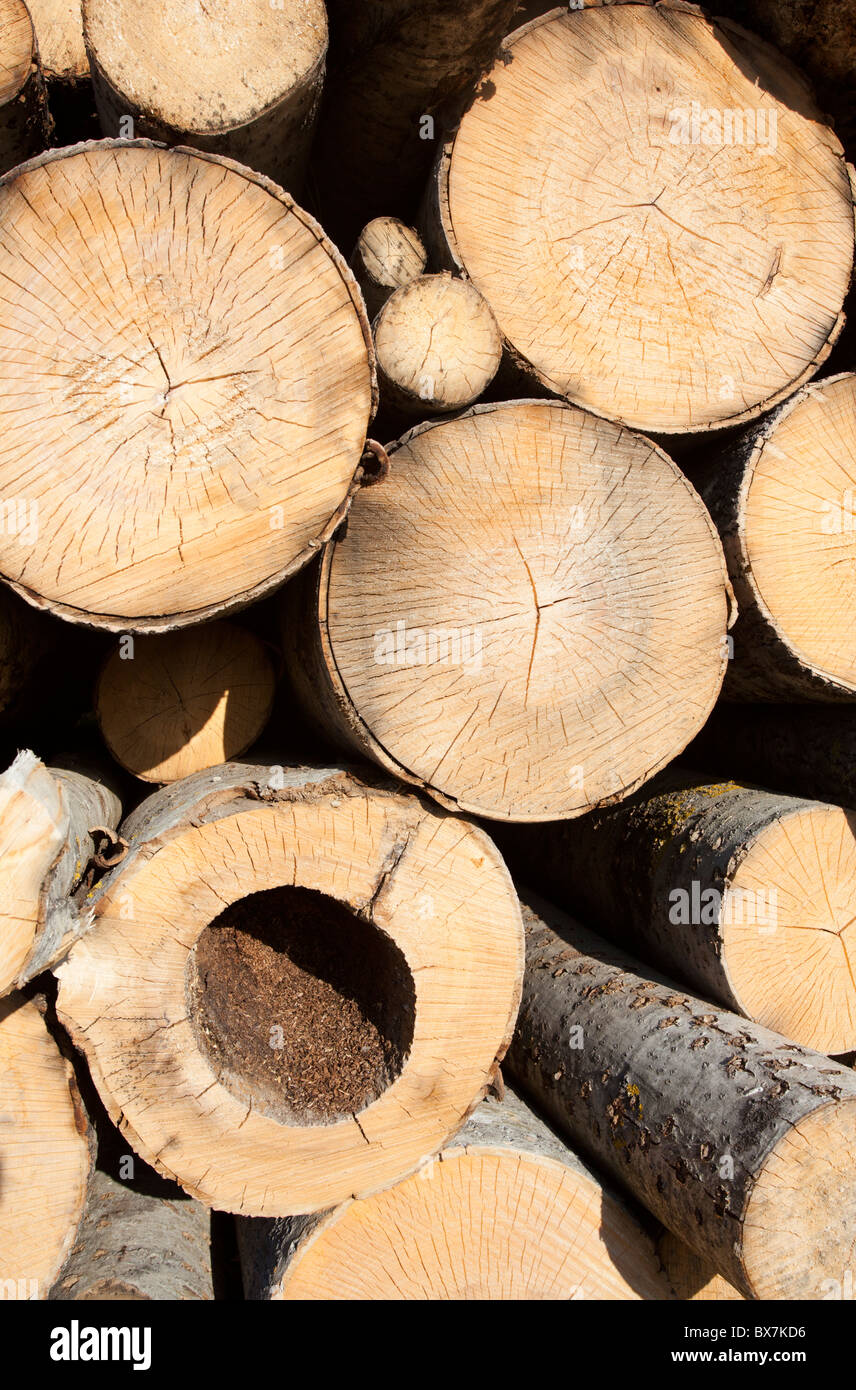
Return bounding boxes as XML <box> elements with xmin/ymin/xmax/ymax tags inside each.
<box><xmin>497</xmin><ymin>769</ymin><xmax>831</xmax><ymax>1016</ymax></box>
<box><xmin>50</xmin><ymin>1168</ymin><xmax>213</xmax><ymax>1301</ymax></box>
<box><xmin>506</xmin><ymin>890</ymin><xmax>856</xmax><ymax>1298</ymax></box>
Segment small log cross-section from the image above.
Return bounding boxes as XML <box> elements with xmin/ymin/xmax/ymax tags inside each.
<box><xmin>83</xmin><ymin>0</ymin><xmax>328</xmax><ymax>194</ymax></box>
<box><xmin>503</xmin><ymin>774</ymin><xmax>856</xmax><ymax>1055</ymax></box>
<box><xmin>50</xmin><ymin>1168</ymin><xmax>214</xmax><ymax>1301</ymax></box>
<box><xmin>55</xmin><ymin>764</ymin><xmax>524</xmax><ymax>1216</ymax></box>
<box><xmin>96</xmin><ymin>622</ymin><xmax>276</xmax><ymax>782</ymax></box>
<box><xmin>285</xmin><ymin>399</ymin><xmax>732</xmax><ymax>821</ymax></box>
<box><xmin>427</xmin><ymin>2</ymin><xmax>854</xmax><ymax>432</ymax></box>
<box><xmin>697</xmin><ymin>373</ymin><xmax>856</xmax><ymax>701</ymax></box>
<box><xmin>506</xmin><ymin>892</ymin><xmax>856</xmax><ymax>1301</ymax></box>
<box><xmin>350</xmin><ymin>217</ymin><xmax>428</xmax><ymax>322</ymax></box>
<box><xmin>0</xmin><ymin>0</ymin><xmax>49</xmax><ymax>172</ymax></box>
<box><xmin>0</xmin><ymin>751</ymin><xmax>121</xmax><ymax>998</ymax></box>
<box><xmin>0</xmin><ymin>995</ymin><xmax>93</xmax><ymax>1300</ymax></box>
<box><xmin>0</xmin><ymin>141</ymin><xmax>375</xmax><ymax>632</ymax></box>
<box><xmin>658</xmin><ymin>1230</ymin><xmax>744</xmax><ymax>1302</ymax></box>
<box><xmin>236</xmin><ymin>1087</ymin><xmax>673</xmax><ymax>1300</ymax></box>
<box><xmin>373</xmin><ymin>273</ymin><xmax>502</xmax><ymax>422</ymax></box>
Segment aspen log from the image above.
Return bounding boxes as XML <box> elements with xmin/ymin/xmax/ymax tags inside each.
<box><xmin>0</xmin><ymin>750</ymin><xmax>121</xmax><ymax>997</ymax></box>
<box><xmin>0</xmin><ymin>0</ymin><xmax>49</xmax><ymax>171</ymax></box>
<box><xmin>236</xmin><ymin>1086</ymin><xmax>673</xmax><ymax>1300</ymax></box>
<box><xmin>314</xmin><ymin>0</ymin><xmax>520</xmax><ymax>240</ymax></box>
<box><xmin>657</xmin><ymin>1230</ymin><xmax>744</xmax><ymax>1302</ymax></box>
<box><xmin>284</xmin><ymin>399</ymin><xmax>732</xmax><ymax>822</ymax></box>
<box><xmin>25</xmin><ymin>0</ymin><xmax>98</xmax><ymax>141</ymax></box>
<box><xmin>688</xmin><ymin>703</ymin><xmax>856</xmax><ymax>811</ymax></box>
<box><xmin>82</xmin><ymin>0</ymin><xmax>327</xmax><ymax>194</ymax></box>
<box><xmin>502</xmin><ymin>774</ymin><xmax>856</xmax><ymax>1055</ymax></box>
<box><xmin>0</xmin><ymin>140</ymin><xmax>375</xmax><ymax>632</ymax></box>
<box><xmin>373</xmin><ymin>273</ymin><xmax>502</xmax><ymax>422</ymax></box>
<box><xmin>50</xmin><ymin>1168</ymin><xmax>213</xmax><ymax>1301</ymax></box>
<box><xmin>0</xmin><ymin>994</ymin><xmax>93</xmax><ymax>1300</ymax></box>
<box><xmin>95</xmin><ymin>621</ymin><xmax>276</xmax><ymax>783</ymax></box>
<box><xmin>425</xmin><ymin>2</ymin><xmax>854</xmax><ymax>433</ymax></box>
<box><xmin>350</xmin><ymin>217</ymin><xmax>428</xmax><ymax>322</ymax></box>
<box><xmin>506</xmin><ymin>891</ymin><xmax>856</xmax><ymax>1300</ymax></box>
<box><xmin>696</xmin><ymin>373</ymin><xmax>856</xmax><ymax>701</ymax></box>
<box><xmin>55</xmin><ymin>763</ymin><xmax>524</xmax><ymax>1216</ymax></box>
<box><xmin>713</xmin><ymin>0</ymin><xmax>856</xmax><ymax>156</ymax></box>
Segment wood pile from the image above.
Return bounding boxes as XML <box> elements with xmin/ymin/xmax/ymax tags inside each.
<box><xmin>0</xmin><ymin>0</ymin><xmax>855</xmax><ymax>1305</ymax></box>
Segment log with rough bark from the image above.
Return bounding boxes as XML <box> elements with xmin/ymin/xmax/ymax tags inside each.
<box><xmin>95</xmin><ymin>621</ymin><xmax>276</xmax><ymax>783</ymax></box>
<box><xmin>25</xmin><ymin>0</ymin><xmax>97</xmax><ymax>140</ymax></box>
<box><xmin>55</xmin><ymin>763</ymin><xmax>524</xmax><ymax>1216</ymax></box>
<box><xmin>313</xmin><ymin>0</ymin><xmax>520</xmax><ymax>240</ymax></box>
<box><xmin>50</xmin><ymin>1168</ymin><xmax>213</xmax><ymax>1301</ymax></box>
<box><xmin>425</xmin><ymin>2</ymin><xmax>854</xmax><ymax>433</ymax></box>
<box><xmin>506</xmin><ymin>891</ymin><xmax>856</xmax><ymax>1301</ymax></box>
<box><xmin>0</xmin><ymin>0</ymin><xmax>50</xmax><ymax>171</ymax></box>
<box><xmin>373</xmin><ymin>272</ymin><xmax>502</xmax><ymax>422</ymax></box>
<box><xmin>350</xmin><ymin>217</ymin><xmax>428</xmax><ymax>321</ymax></box>
<box><xmin>0</xmin><ymin>140</ymin><xmax>376</xmax><ymax>632</ymax></box>
<box><xmin>236</xmin><ymin>1086</ymin><xmax>673</xmax><ymax>1300</ymax></box>
<box><xmin>284</xmin><ymin>399</ymin><xmax>732</xmax><ymax>821</ymax></box>
<box><xmin>502</xmin><ymin>773</ymin><xmax>856</xmax><ymax>1055</ymax></box>
<box><xmin>0</xmin><ymin>994</ymin><xmax>93</xmax><ymax>1300</ymax></box>
<box><xmin>657</xmin><ymin>1230</ymin><xmax>744</xmax><ymax>1302</ymax></box>
<box><xmin>696</xmin><ymin>373</ymin><xmax>856</xmax><ymax>701</ymax></box>
<box><xmin>82</xmin><ymin>0</ymin><xmax>327</xmax><ymax>193</ymax></box>
<box><xmin>0</xmin><ymin>750</ymin><xmax>122</xmax><ymax>998</ymax></box>
<box><xmin>688</xmin><ymin>703</ymin><xmax>856</xmax><ymax>811</ymax></box>
<box><xmin>714</xmin><ymin>0</ymin><xmax>856</xmax><ymax>156</ymax></box>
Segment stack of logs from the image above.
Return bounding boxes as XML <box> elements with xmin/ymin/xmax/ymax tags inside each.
<box><xmin>1</xmin><ymin>0</ymin><xmax>856</xmax><ymax>1303</ymax></box>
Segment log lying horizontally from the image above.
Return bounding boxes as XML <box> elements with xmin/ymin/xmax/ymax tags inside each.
<box><xmin>426</xmin><ymin>2</ymin><xmax>854</xmax><ymax>432</ymax></box>
<box><xmin>0</xmin><ymin>0</ymin><xmax>49</xmax><ymax>172</ymax></box>
<box><xmin>373</xmin><ymin>273</ymin><xmax>502</xmax><ymax>422</ymax></box>
<box><xmin>237</xmin><ymin>1086</ymin><xmax>673</xmax><ymax>1301</ymax></box>
<box><xmin>0</xmin><ymin>140</ymin><xmax>376</xmax><ymax>632</ymax></box>
<box><xmin>55</xmin><ymin>763</ymin><xmax>523</xmax><ymax>1216</ymax></box>
<box><xmin>0</xmin><ymin>994</ymin><xmax>93</xmax><ymax>1300</ymax></box>
<box><xmin>688</xmin><ymin>703</ymin><xmax>856</xmax><ymax>811</ymax></box>
<box><xmin>506</xmin><ymin>892</ymin><xmax>856</xmax><ymax>1300</ymax></box>
<box><xmin>284</xmin><ymin>399</ymin><xmax>732</xmax><ymax>821</ymax></box>
<box><xmin>82</xmin><ymin>0</ymin><xmax>327</xmax><ymax>193</ymax></box>
<box><xmin>696</xmin><ymin>373</ymin><xmax>856</xmax><ymax>700</ymax></box>
<box><xmin>502</xmin><ymin>774</ymin><xmax>856</xmax><ymax>1054</ymax></box>
<box><xmin>0</xmin><ymin>751</ymin><xmax>121</xmax><ymax>997</ymax></box>
<box><xmin>314</xmin><ymin>0</ymin><xmax>519</xmax><ymax>239</ymax></box>
<box><xmin>50</xmin><ymin>1168</ymin><xmax>213</xmax><ymax>1301</ymax></box>
<box><xmin>349</xmin><ymin>217</ymin><xmax>428</xmax><ymax>322</ymax></box>
<box><xmin>95</xmin><ymin>621</ymin><xmax>276</xmax><ymax>782</ymax></box>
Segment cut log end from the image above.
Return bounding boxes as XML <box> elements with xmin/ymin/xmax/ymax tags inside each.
<box><xmin>96</xmin><ymin>622</ymin><xmax>276</xmax><ymax>782</ymax></box>
<box><xmin>374</xmin><ymin>273</ymin><xmax>502</xmax><ymax>417</ymax></box>
<box><xmin>720</xmin><ymin>802</ymin><xmax>856</xmax><ymax>1056</ymax></box>
<box><xmin>658</xmin><ymin>1231</ymin><xmax>744</xmax><ymax>1301</ymax></box>
<box><xmin>83</xmin><ymin>0</ymin><xmax>327</xmax><ymax>189</ymax></box>
<box><xmin>0</xmin><ymin>995</ymin><xmax>93</xmax><ymax>1298</ymax></box>
<box><xmin>350</xmin><ymin>216</ymin><xmax>427</xmax><ymax>321</ymax></box>
<box><xmin>744</xmin><ymin>1097</ymin><xmax>856</xmax><ymax>1300</ymax></box>
<box><xmin>436</xmin><ymin>4</ymin><xmax>853</xmax><ymax>431</ymax></box>
<box><xmin>0</xmin><ymin>0</ymin><xmax>34</xmax><ymax>102</ymax></box>
<box><xmin>0</xmin><ymin>752</ymin><xmax>68</xmax><ymax>993</ymax></box>
<box><xmin>291</xmin><ymin>400</ymin><xmax>730</xmax><ymax>821</ymax></box>
<box><xmin>25</xmin><ymin>0</ymin><xmax>88</xmax><ymax>83</ymax></box>
<box><xmin>0</xmin><ymin>141</ymin><xmax>374</xmax><ymax>631</ymax></box>
<box><xmin>56</xmin><ymin>767</ymin><xmax>523</xmax><ymax>1215</ymax></box>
